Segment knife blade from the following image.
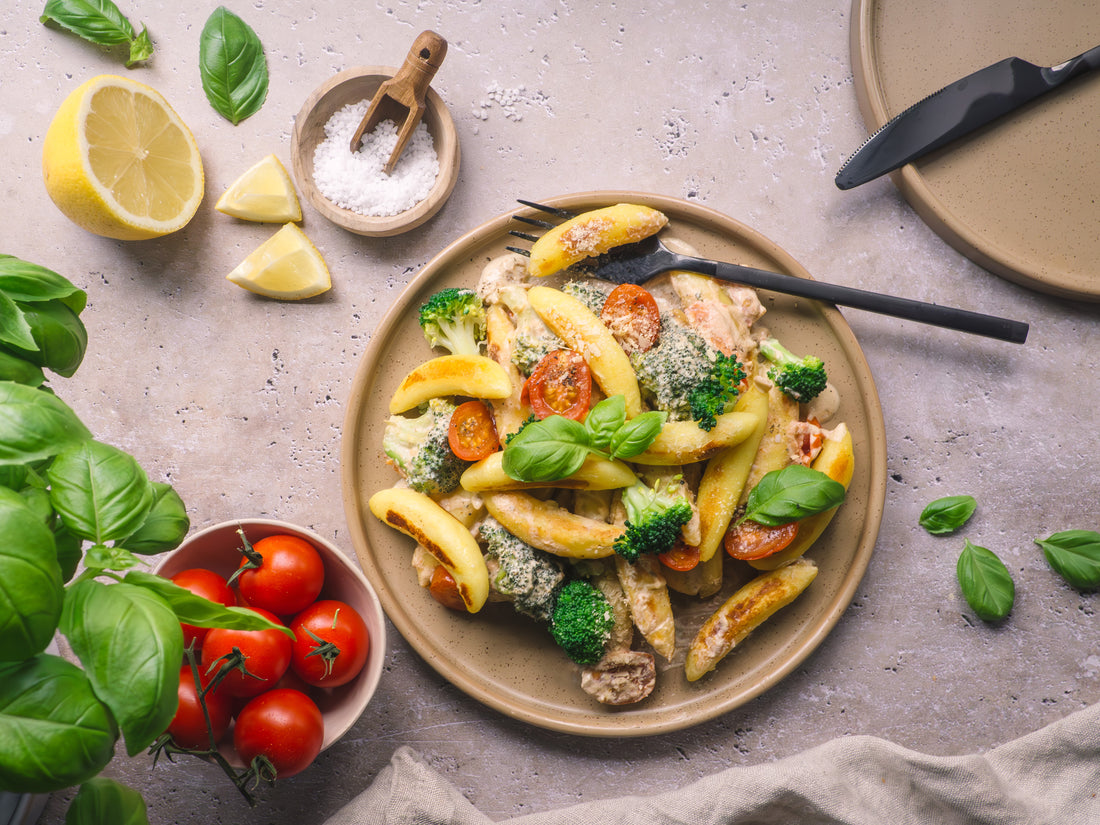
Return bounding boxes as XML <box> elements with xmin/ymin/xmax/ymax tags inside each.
<box><xmin>836</xmin><ymin>42</ymin><xmax>1100</xmax><ymax>190</ymax></box>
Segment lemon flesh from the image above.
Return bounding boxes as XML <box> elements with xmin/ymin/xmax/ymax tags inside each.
<box><xmin>215</xmin><ymin>154</ymin><xmax>302</xmax><ymax>223</ymax></box>
<box><xmin>42</xmin><ymin>74</ymin><xmax>204</xmax><ymax>241</ymax></box>
<box><xmin>227</xmin><ymin>223</ymin><xmax>331</xmax><ymax>300</ymax></box>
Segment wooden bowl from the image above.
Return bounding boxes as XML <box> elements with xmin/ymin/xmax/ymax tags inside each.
<box><xmin>291</xmin><ymin>66</ymin><xmax>460</xmax><ymax>237</ymax></box>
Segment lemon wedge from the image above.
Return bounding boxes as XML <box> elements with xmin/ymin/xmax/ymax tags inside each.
<box><xmin>227</xmin><ymin>223</ymin><xmax>331</xmax><ymax>300</ymax></box>
<box><xmin>215</xmin><ymin>154</ymin><xmax>303</xmax><ymax>223</ymax></box>
<box><xmin>42</xmin><ymin>74</ymin><xmax>204</xmax><ymax>240</ymax></box>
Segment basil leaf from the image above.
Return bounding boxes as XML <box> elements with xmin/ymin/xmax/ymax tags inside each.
<box><xmin>0</xmin><ymin>254</ymin><xmax>86</xmax><ymax>311</ymax></box>
<box><xmin>957</xmin><ymin>539</ymin><xmax>1014</xmax><ymax>621</ymax></box>
<box><xmin>47</xmin><ymin>440</ymin><xmax>154</xmax><ymax>543</ymax></box>
<box><xmin>1036</xmin><ymin>529</ymin><xmax>1100</xmax><ymax>590</ymax></box>
<box><xmin>199</xmin><ymin>7</ymin><xmax>268</xmax><ymax>125</ymax></box>
<box><xmin>0</xmin><ymin>488</ymin><xmax>65</xmax><ymax>661</ymax></box>
<box><xmin>742</xmin><ymin>464</ymin><xmax>846</xmax><ymax>527</ymax></box>
<box><xmin>39</xmin><ymin>0</ymin><xmax>153</xmax><ymax>67</ymax></box>
<box><xmin>583</xmin><ymin>395</ymin><xmax>626</xmax><ymax>452</ymax></box>
<box><xmin>0</xmin><ymin>293</ymin><xmax>37</xmax><ymax>352</ymax></box>
<box><xmin>0</xmin><ymin>348</ymin><xmax>45</xmax><ymax>387</ymax></box>
<box><xmin>61</xmin><ymin>580</ymin><xmax>181</xmax><ymax>756</ymax></box>
<box><xmin>0</xmin><ymin>381</ymin><xmax>91</xmax><ymax>466</ymax></box>
<box><xmin>609</xmin><ymin>410</ymin><xmax>666</xmax><ymax>460</ymax></box>
<box><xmin>119</xmin><ymin>482</ymin><xmax>189</xmax><ymax>554</ymax></box>
<box><xmin>0</xmin><ymin>654</ymin><xmax>117</xmax><ymax>793</ymax></box>
<box><xmin>501</xmin><ymin>415</ymin><xmax>591</xmax><ymax>482</ymax></box>
<box><xmin>126</xmin><ymin>570</ymin><xmax>295</xmax><ymax>638</ymax></box>
<box><xmin>919</xmin><ymin>495</ymin><xmax>976</xmax><ymax>535</ymax></box>
<box><xmin>82</xmin><ymin>543</ymin><xmax>140</xmax><ymax>573</ymax></box>
<box><xmin>6</xmin><ymin>299</ymin><xmax>87</xmax><ymax>377</ymax></box>
<box><xmin>66</xmin><ymin>777</ymin><xmax>149</xmax><ymax>825</ymax></box>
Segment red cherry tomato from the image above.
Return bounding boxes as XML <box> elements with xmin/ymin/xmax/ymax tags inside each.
<box><xmin>724</xmin><ymin>520</ymin><xmax>800</xmax><ymax>561</ymax></box>
<box><xmin>526</xmin><ymin>349</ymin><xmax>592</xmax><ymax>421</ymax></box>
<box><xmin>165</xmin><ymin>665</ymin><xmax>233</xmax><ymax>751</ymax></box>
<box><xmin>169</xmin><ymin>568</ymin><xmax>236</xmax><ymax>651</ymax></box>
<box><xmin>233</xmin><ymin>688</ymin><xmax>324</xmax><ymax>779</ymax></box>
<box><xmin>658</xmin><ymin>540</ymin><xmax>701</xmax><ymax>572</ymax></box>
<box><xmin>428</xmin><ymin>565</ymin><xmax>466</xmax><ymax>611</ymax></box>
<box><xmin>201</xmin><ymin>607</ymin><xmax>292</xmax><ymax>697</ymax></box>
<box><xmin>289</xmin><ymin>599</ymin><xmax>370</xmax><ymax>688</ymax></box>
<box><xmin>234</xmin><ymin>534</ymin><xmax>324</xmax><ymax>616</ymax></box>
<box><xmin>600</xmin><ymin>284</ymin><xmax>661</xmax><ymax>353</ymax></box>
<box><xmin>447</xmin><ymin>400</ymin><xmax>499</xmax><ymax>461</ymax></box>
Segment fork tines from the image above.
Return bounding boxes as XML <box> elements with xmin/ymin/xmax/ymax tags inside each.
<box><xmin>506</xmin><ymin>199</ymin><xmax>578</xmax><ymax>257</ymax></box>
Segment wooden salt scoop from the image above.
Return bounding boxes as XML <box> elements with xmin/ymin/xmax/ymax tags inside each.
<box><xmin>349</xmin><ymin>30</ymin><xmax>448</xmax><ymax>174</ymax></box>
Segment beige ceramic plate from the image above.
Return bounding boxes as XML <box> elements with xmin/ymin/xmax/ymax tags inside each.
<box><xmin>850</xmin><ymin>0</ymin><xmax>1100</xmax><ymax>301</ymax></box>
<box><xmin>341</xmin><ymin>192</ymin><xmax>886</xmax><ymax>736</ymax></box>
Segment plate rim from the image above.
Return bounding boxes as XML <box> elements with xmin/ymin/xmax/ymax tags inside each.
<box><xmin>341</xmin><ymin>190</ymin><xmax>887</xmax><ymax>736</ymax></box>
<box><xmin>849</xmin><ymin>0</ymin><xmax>1100</xmax><ymax>302</ymax></box>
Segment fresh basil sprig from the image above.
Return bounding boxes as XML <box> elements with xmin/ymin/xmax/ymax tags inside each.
<box><xmin>199</xmin><ymin>6</ymin><xmax>268</xmax><ymax>125</ymax></box>
<box><xmin>1035</xmin><ymin>529</ymin><xmax>1100</xmax><ymax>590</ymax></box>
<box><xmin>40</xmin><ymin>0</ymin><xmax>153</xmax><ymax>67</ymax></box>
<box><xmin>501</xmin><ymin>395</ymin><xmax>665</xmax><ymax>483</ymax></box>
<box><xmin>957</xmin><ymin>539</ymin><xmax>1014</xmax><ymax>621</ymax></box>
<box><xmin>919</xmin><ymin>494</ymin><xmax>976</xmax><ymax>535</ymax></box>
<box><xmin>740</xmin><ymin>464</ymin><xmax>846</xmax><ymax>527</ymax></box>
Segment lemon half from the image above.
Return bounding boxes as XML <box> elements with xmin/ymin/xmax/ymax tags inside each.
<box><xmin>227</xmin><ymin>223</ymin><xmax>331</xmax><ymax>300</ymax></box>
<box><xmin>42</xmin><ymin>74</ymin><xmax>204</xmax><ymax>241</ymax></box>
<box><xmin>215</xmin><ymin>154</ymin><xmax>302</xmax><ymax>223</ymax></box>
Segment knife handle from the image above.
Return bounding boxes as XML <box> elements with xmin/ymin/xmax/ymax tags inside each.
<box><xmin>1046</xmin><ymin>43</ymin><xmax>1100</xmax><ymax>84</ymax></box>
<box><xmin>702</xmin><ymin>259</ymin><xmax>1029</xmax><ymax>344</ymax></box>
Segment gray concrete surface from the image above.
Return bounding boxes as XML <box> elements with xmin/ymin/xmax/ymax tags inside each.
<box><xmin>4</xmin><ymin>1</ymin><xmax>1097</xmax><ymax>822</ymax></box>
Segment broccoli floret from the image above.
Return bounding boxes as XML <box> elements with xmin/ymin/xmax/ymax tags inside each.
<box><xmin>561</xmin><ymin>279</ymin><xmax>612</xmax><ymax>314</ymax></box>
<box><xmin>418</xmin><ymin>288</ymin><xmax>486</xmax><ymax>355</ymax></box>
<box><xmin>613</xmin><ymin>477</ymin><xmax>693</xmax><ymax>562</ymax></box>
<box><xmin>549</xmin><ymin>579</ymin><xmax>615</xmax><ymax>665</ymax></box>
<box><xmin>480</xmin><ymin>518</ymin><xmax>565</xmax><ymax>623</ymax></box>
<box><xmin>759</xmin><ymin>337</ymin><xmax>827</xmax><ymax>402</ymax></box>
<box><xmin>382</xmin><ymin>398</ymin><xmax>469</xmax><ymax>495</ymax></box>
<box><xmin>631</xmin><ymin>318</ymin><xmax>742</xmax><ymax>426</ymax></box>
<box><xmin>508</xmin><ymin>305</ymin><xmax>562</xmax><ymax>376</ymax></box>
<box><xmin>687</xmin><ymin>350</ymin><xmax>747</xmax><ymax>431</ymax></box>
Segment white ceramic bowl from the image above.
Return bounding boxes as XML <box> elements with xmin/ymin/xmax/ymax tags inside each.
<box><xmin>153</xmin><ymin>519</ymin><xmax>385</xmax><ymax>756</ymax></box>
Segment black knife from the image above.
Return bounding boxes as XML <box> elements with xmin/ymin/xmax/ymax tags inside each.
<box><xmin>836</xmin><ymin>43</ymin><xmax>1100</xmax><ymax>190</ymax></box>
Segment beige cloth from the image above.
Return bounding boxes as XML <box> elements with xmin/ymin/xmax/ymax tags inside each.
<box><xmin>326</xmin><ymin>703</ymin><xmax>1100</xmax><ymax>824</ymax></box>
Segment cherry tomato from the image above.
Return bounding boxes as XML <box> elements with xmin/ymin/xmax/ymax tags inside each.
<box><xmin>165</xmin><ymin>665</ymin><xmax>233</xmax><ymax>751</ymax></box>
<box><xmin>600</xmin><ymin>284</ymin><xmax>661</xmax><ymax>353</ymax></box>
<box><xmin>233</xmin><ymin>688</ymin><xmax>324</xmax><ymax>779</ymax></box>
<box><xmin>448</xmin><ymin>400</ymin><xmax>499</xmax><ymax>462</ymax></box>
<box><xmin>428</xmin><ymin>565</ymin><xmax>466</xmax><ymax>611</ymax></box>
<box><xmin>526</xmin><ymin>349</ymin><xmax>592</xmax><ymax>421</ymax></box>
<box><xmin>289</xmin><ymin>599</ymin><xmax>370</xmax><ymax>688</ymax></box>
<box><xmin>234</xmin><ymin>534</ymin><xmax>324</xmax><ymax>616</ymax></box>
<box><xmin>724</xmin><ymin>519</ymin><xmax>800</xmax><ymax>561</ymax></box>
<box><xmin>201</xmin><ymin>607</ymin><xmax>293</xmax><ymax>697</ymax></box>
<box><xmin>658</xmin><ymin>540</ymin><xmax>701</xmax><ymax>572</ymax></box>
<box><xmin>169</xmin><ymin>568</ymin><xmax>236</xmax><ymax>651</ymax></box>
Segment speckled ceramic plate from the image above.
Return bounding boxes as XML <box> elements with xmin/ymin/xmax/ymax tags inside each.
<box><xmin>850</xmin><ymin>0</ymin><xmax>1100</xmax><ymax>301</ymax></box>
<box><xmin>341</xmin><ymin>192</ymin><xmax>887</xmax><ymax>736</ymax></box>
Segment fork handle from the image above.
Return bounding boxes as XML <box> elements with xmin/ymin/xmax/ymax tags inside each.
<box><xmin>694</xmin><ymin>259</ymin><xmax>1029</xmax><ymax>343</ymax></box>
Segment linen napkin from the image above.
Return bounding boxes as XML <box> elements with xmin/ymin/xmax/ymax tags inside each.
<box><xmin>325</xmin><ymin>702</ymin><xmax>1100</xmax><ymax>824</ymax></box>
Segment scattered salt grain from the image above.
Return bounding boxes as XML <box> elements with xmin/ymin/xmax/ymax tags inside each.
<box><xmin>312</xmin><ymin>100</ymin><xmax>439</xmax><ymax>216</ymax></box>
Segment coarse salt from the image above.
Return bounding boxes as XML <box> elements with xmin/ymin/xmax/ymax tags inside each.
<box><xmin>312</xmin><ymin>100</ymin><xmax>440</xmax><ymax>217</ymax></box>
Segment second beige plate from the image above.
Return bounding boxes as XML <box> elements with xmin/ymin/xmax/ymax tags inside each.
<box><xmin>850</xmin><ymin>0</ymin><xmax>1100</xmax><ymax>301</ymax></box>
<box><xmin>341</xmin><ymin>192</ymin><xmax>887</xmax><ymax>736</ymax></box>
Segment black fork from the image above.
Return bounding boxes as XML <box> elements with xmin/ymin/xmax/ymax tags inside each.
<box><xmin>506</xmin><ymin>200</ymin><xmax>1029</xmax><ymax>344</ymax></box>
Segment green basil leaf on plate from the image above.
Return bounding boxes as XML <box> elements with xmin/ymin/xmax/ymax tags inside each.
<box><xmin>608</xmin><ymin>410</ymin><xmax>666</xmax><ymax>460</ymax></box>
<box><xmin>919</xmin><ymin>494</ymin><xmax>976</xmax><ymax>535</ymax></box>
<box><xmin>957</xmin><ymin>539</ymin><xmax>1014</xmax><ymax>621</ymax></box>
<box><xmin>741</xmin><ymin>464</ymin><xmax>846</xmax><ymax>527</ymax></box>
<box><xmin>583</xmin><ymin>395</ymin><xmax>625</xmax><ymax>452</ymax></box>
<box><xmin>1035</xmin><ymin>529</ymin><xmax>1100</xmax><ymax>589</ymax></box>
<box><xmin>501</xmin><ymin>414</ymin><xmax>590</xmax><ymax>482</ymax></box>
<box><xmin>199</xmin><ymin>6</ymin><xmax>268</xmax><ymax>124</ymax></box>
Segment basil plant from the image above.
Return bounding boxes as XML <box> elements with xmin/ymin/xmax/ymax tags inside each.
<box><xmin>0</xmin><ymin>256</ymin><xmax>269</xmax><ymax>822</ymax></box>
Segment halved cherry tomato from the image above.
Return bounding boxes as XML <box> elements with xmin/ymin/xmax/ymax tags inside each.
<box><xmin>658</xmin><ymin>540</ymin><xmax>701</xmax><ymax>572</ymax></box>
<box><xmin>428</xmin><ymin>565</ymin><xmax>466</xmax><ymax>611</ymax></box>
<box><xmin>526</xmin><ymin>349</ymin><xmax>592</xmax><ymax>421</ymax></box>
<box><xmin>600</xmin><ymin>284</ymin><xmax>661</xmax><ymax>353</ymax></box>
<box><xmin>724</xmin><ymin>519</ymin><xmax>800</xmax><ymax>561</ymax></box>
<box><xmin>448</xmin><ymin>400</ymin><xmax>499</xmax><ymax>461</ymax></box>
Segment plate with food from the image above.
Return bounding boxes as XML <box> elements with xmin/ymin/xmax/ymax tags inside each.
<box><xmin>341</xmin><ymin>191</ymin><xmax>886</xmax><ymax>736</ymax></box>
